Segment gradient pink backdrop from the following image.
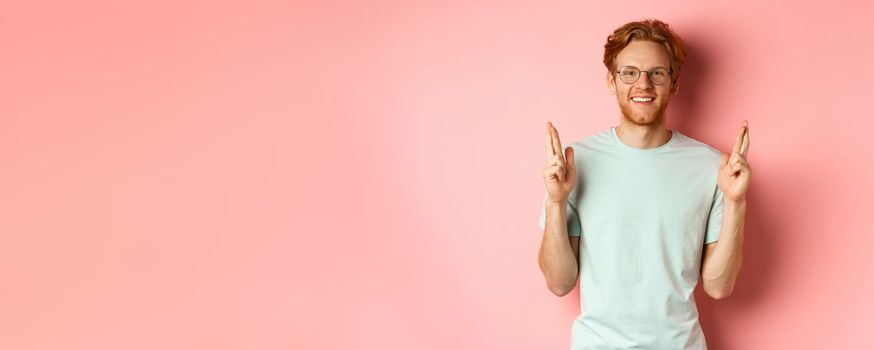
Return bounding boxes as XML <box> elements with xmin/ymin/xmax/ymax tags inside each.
<box><xmin>1</xmin><ymin>1</ymin><xmax>872</xmax><ymax>349</ymax></box>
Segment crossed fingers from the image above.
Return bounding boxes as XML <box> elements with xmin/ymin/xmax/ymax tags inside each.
<box><xmin>728</xmin><ymin>120</ymin><xmax>750</xmax><ymax>174</ymax></box>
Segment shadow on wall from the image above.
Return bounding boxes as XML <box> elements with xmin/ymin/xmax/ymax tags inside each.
<box><xmin>667</xmin><ymin>31</ymin><xmax>713</xmax><ymax>133</ymax></box>
<box><xmin>672</xmin><ymin>35</ymin><xmax>781</xmax><ymax>350</ymax></box>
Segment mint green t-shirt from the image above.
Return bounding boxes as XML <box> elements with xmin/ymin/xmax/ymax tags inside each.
<box><xmin>538</xmin><ymin>126</ymin><xmax>724</xmax><ymax>350</ymax></box>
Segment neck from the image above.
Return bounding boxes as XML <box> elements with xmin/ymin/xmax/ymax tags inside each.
<box><xmin>615</xmin><ymin>122</ymin><xmax>672</xmax><ymax>149</ymax></box>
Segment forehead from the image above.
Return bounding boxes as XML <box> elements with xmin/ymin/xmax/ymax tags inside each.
<box><xmin>615</xmin><ymin>40</ymin><xmax>670</xmax><ymax>69</ymax></box>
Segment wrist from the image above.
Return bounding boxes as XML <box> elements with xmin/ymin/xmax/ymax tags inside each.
<box><xmin>724</xmin><ymin>197</ymin><xmax>747</xmax><ymax>210</ymax></box>
<box><xmin>546</xmin><ymin>199</ymin><xmax>568</xmax><ymax>208</ymax></box>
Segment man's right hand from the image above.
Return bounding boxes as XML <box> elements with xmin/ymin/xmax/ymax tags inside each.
<box><xmin>543</xmin><ymin>121</ymin><xmax>576</xmax><ymax>204</ymax></box>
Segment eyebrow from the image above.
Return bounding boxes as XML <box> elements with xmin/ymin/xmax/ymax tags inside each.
<box><xmin>619</xmin><ymin>65</ymin><xmax>670</xmax><ymax>70</ymax></box>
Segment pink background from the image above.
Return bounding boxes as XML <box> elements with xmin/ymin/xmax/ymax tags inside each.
<box><xmin>2</xmin><ymin>1</ymin><xmax>872</xmax><ymax>349</ymax></box>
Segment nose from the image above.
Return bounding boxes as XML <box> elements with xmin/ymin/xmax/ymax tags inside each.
<box><xmin>636</xmin><ymin>71</ymin><xmax>653</xmax><ymax>88</ymax></box>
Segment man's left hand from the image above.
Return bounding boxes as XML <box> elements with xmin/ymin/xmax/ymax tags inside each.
<box><xmin>718</xmin><ymin>120</ymin><xmax>751</xmax><ymax>203</ymax></box>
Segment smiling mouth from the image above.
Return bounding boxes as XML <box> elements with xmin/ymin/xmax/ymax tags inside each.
<box><xmin>631</xmin><ymin>97</ymin><xmax>655</xmax><ymax>105</ymax></box>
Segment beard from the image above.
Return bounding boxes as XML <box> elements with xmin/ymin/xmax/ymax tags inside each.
<box><xmin>618</xmin><ymin>98</ymin><xmax>669</xmax><ymax>127</ymax></box>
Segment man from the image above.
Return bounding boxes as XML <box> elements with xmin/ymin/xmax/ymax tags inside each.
<box><xmin>537</xmin><ymin>19</ymin><xmax>750</xmax><ymax>349</ymax></box>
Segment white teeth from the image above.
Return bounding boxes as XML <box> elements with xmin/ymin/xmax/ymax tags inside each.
<box><xmin>632</xmin><ymin>97</ymin><xmax>653</xmax><ymax>102</ymax></box>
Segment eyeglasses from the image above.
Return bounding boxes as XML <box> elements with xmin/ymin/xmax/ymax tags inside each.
<box><xmin>615</xmin><ymin>66</ymin><xmax>672</xmax><ymax>85</ymax></box>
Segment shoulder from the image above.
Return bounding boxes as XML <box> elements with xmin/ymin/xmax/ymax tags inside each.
<box><xmin>568</xmin><ymin>127</ymin><xmax>614</xmax><ymax>152</ymax></box>
<box><xmin>671</xmin><ymin>130</ymin><xmax>724</xmax><ymax>167</ymax></box>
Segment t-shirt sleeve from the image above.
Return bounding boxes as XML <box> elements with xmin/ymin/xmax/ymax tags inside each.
<box><xmin>537</xmin><ymin>193</ymin><xmax>582</xmax><ymax>236</ymax></box>
<box><xmin>704</xmin><ymin>185</ymin><xmax>723</xmax><ymax>244</ymax></box>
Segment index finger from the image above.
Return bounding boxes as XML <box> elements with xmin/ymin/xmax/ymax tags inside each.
<box><xmin>545</xmin><ymin>122</ymin><xmax>555</xmax><ymax>158</ymax></box>
<box><xmin>732</xmin><ymin>121</ymin><xmax>747</xmax><ymax>155</ymax></box>
<box><xmin>740</xmin><ymin>121</ymin><xmax>750</xmax><ymax>157</ymax></box>
<box><xmin>550</xmin><ymin>123</ymin><xmax>563</xmax><ymax>157</ymax></box>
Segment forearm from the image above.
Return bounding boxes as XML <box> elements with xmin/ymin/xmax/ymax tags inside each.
<box><xmin>702</xmin><ymin>199</ymin><xmax>746</xmax><ymax>298</ymax></box>
<box><xmin>539</xmin><ymin>201</ymin><xmax>578</xmax><ymax>295</ymax></box>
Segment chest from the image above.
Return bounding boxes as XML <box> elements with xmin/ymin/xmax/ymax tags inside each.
<box><xmin>574</xmin><ymin>155</ymin><xmax>716</xmax><ymax>237</ymax></box>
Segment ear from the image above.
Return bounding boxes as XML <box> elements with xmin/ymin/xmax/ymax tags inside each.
<box><xmin>671</xmin><ymin>77</ymin><xmax>680</xmax><ymax>95</ymax></box>
<box><xmin>607</xmin><ymin>70</ymin><xmax>616</xmax><ymax>95</ymax></box>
